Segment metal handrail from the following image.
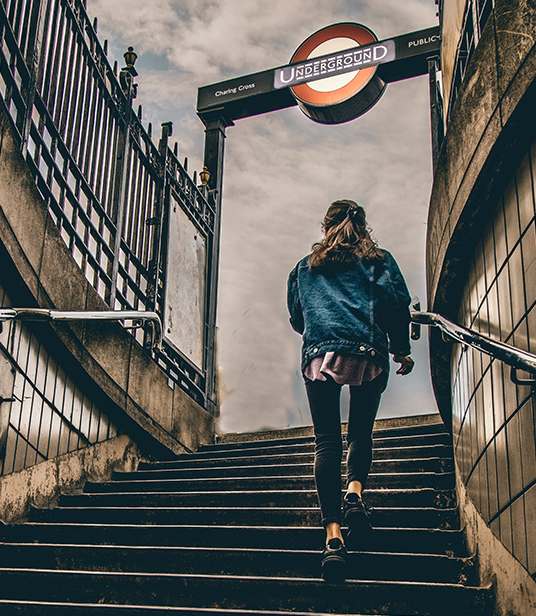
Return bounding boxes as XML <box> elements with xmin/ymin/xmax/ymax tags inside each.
<box><xmin>411</xmin><ymin>310</ymin><xmax>536</xmax><ymax>385</ymax></box>
<box><xmin>0</xmin><ymin>309</ymin><xmax>162</xmax><ymax>351</ymax></box>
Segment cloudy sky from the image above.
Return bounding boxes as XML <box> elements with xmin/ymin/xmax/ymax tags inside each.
<box><xmin>88</xmin><ymin>0</ymin><xmax>440</xmax><ymax>434</ymax></box>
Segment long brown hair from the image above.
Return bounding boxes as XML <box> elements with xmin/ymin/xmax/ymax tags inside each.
<box><xmin>309</xmin><ymin>199</ymin><xmax>384</xmax><ymax>270</ymax></box>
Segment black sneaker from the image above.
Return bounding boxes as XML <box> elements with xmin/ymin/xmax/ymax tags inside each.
<box><xmin>344</xmin><ymin>492</ymin><xmax>374</xmax><ymax>548</ymax></box>
<box><xmin>321</xmin><ymin>538</ymin><xmax>347</xmax><ymax>582</ymax></box>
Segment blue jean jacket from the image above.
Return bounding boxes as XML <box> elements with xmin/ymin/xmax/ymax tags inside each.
<box><xmin>287</xmin><ymin>250</ymin><xmax>412</xmax><ymax>373</ymax></box>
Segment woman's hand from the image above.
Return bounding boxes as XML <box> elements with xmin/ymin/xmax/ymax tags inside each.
<box><xmin>394</xmin><ymin>355</ymin><xmax>414</xmax><ymax>375</ymax></box>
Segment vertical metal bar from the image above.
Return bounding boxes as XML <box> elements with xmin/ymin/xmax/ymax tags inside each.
<box><xmin>47</xmin><ymin>1</ymin><xmax>65</xmax><ymax>120</ymax></box>
<box><xmin>428</xmin><ymin>56</ymin><xmax>443</xmax><ymax>171</ymax></box>
<box><xmin>20</xmin><ymin>0</ymin><xmax>48</xmax><ymax>157</ymax></box>
<box><xmin>76</xmin><ymin>63</ymin><xmax>94</xmax><ymax>172</ymax></box>
<box><xmin>82</xmin><ymin>70</ymin><xmax>99</xmax><ymax>179</ymax></box>
<box><xmin>88</xmin><ymin>90</ymin><xmax>105</xmax><ymax>188</ymax></box>
<box><xmin>20</xmin><ymin>0</ymin><xmax>34</xmax><ymax>63</ymax></box>
<box><xmin>108</xmin><ymin>77</ymin><xmax>135</xmax><ymax>309</ymax></box>
<box><xmin>71</xmin><ymin>54</ymin><xmax>89</xmax><ymax>162</ymax></box>
<box><xmin>39</xmin><ymin>0</ymin><xmax>59</xmax><ymax>108</ymax></box>
<box><xmin>94</xmin><ymin>102</ymin><xmax>110</xmax><ymax>203</ymax></box>
<box><xmin>202</xmin><ymin>114</ymin><xmax>233</xmax><ymax>410</ymax></box>
<box><xmin>145</xmin><ymin>121</ymin><xmax>171</xmax><ymax>319</ymax></box>
<box><xmin>63</xmin><ymin>34</ymin><xmax>83</xmax><ymax>152</ymax></box>
<box><xmin>34</xmin><ymin>0</ymin><xmax>53</xmax><ymax>94</ymax></box>
<box><xmin>12</xmin><ymin>0</ymin><xmax>25</xmax><ymax>46</ymax></box>
<box><xmin>124</xmin><ymin>148</ymin><xmax>139</xmax><ymax>250</ymax></box>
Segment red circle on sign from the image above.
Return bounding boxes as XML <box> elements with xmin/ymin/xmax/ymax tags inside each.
<box><xmin>290</xmin><ymin>23</ymin><xmax>379</xmax><ymax>107</ymax></box>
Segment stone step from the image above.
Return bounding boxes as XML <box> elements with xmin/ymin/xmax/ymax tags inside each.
<box><xmin>28</xmin><ymin>505</ymin><xmax>460</xmax><ymax>530</ymax></box>
<box><xmin>214</xmin><ymin>421</ymin><xmax>445</xmax><ymax>447</ymax></box>
<box><xmin>180</xmin><ymin>443</ymin><xmax>452</xmax><ymax>468</ymax></box>
<box><xmin>58</xmin><ymin>488</ymin><xmax>457</xmax><ymax>510</ymax></box>
<box><xmin>0</xmin><ymin>543</ymin><xmax>478</xmax><ymax>585</ymax></box>
<box><xmin>195</xmin><ymin>433</ymin><xmax>451</xmax><ymax>458</ymax></box>
<box><xmin>2</xmin><ymin>524</ymin><xmax>468</xmax><ymax>555</ymax></box>
<box><xmin>0</xmin><ymin>601</ymin><xmax>414</xmax><ymax>615</ymax></box>
<box><xmin>126</xmin><ymin>458</ymin><xmax>452</xmax><ymax>480</ymax></box>
<box><xmin>0</xmin><ymin>569</ymin><xmax>494</xmax><ymax>615</ymax></box>
<box><xmin>140</xmin><ymin>452</ymin><xmax>453</xmax><ymax>471</ymax></box>
<box><xmin>83</xmin><ymin>472</ymin><xmax>455</xmax><ymax>493</ymax></box>
<box><xmin>371</xmin><ymin>422</ymin><xmax>446</xmax><ymax>439</ymax></box>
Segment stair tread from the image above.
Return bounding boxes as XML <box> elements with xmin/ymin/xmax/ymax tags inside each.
<box><xmin>0</xmin><ymin>542</ymin><xmax>473</xmax><ymax>559</ymax></box>
<box><xmin>0</xmin><ymin>600</ymin><xmax>399</xmax><ymax>615</ymax></box>
<box><xmin>95</xmin><ymin>471</ymin><xmax>454</xmax><ymax>483</ymax></box>
<box><xmin>1</xmin><ymin>418</ymin><xmax>493</xmax><ymax>615</ymax></box>
<box><xmin>0</xmin><ymin>566</ymin><xmax>491</xmax><ymax>587</ymax></box>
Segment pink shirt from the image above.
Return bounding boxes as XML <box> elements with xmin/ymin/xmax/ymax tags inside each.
<box><xmin>304</xmin><ymin>352</ymin><xmax>383</xmax><ymax>386</ymax></box>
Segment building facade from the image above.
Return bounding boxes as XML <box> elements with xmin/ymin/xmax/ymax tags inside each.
<box><xmin>429</xmin><ymin>0</ymin><xmax>536</xmax><ymax>594</ymax></box>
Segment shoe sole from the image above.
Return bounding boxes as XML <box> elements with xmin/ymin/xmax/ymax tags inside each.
<box><xmin>321</xmin><ymin>555</ymin><xmax>346</xmax><ymax>582</ymax></box>
<box><xmin>345</xmin><ymin>508</ymin><xmax>374</xmax><ymax>550</ymax></box>
<box><xmin>345</xmin><ymin>508</ymin><xmax>373</xmax><ymax>532</ymax></box>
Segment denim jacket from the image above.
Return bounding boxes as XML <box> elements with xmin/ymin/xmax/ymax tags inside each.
<box><xmin>287</xmin><ymin>250</ymin><xmax>412</xmax><ymax>373</ymax></box>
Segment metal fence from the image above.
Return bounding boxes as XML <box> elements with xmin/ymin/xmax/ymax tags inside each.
<box><xmin>0</xmin><ymin>282</ymin><xmax>119</xmax><ymax>475</ymax></box>
<box><xmin>0</xmin><ymin>0</ymin><xmax>216</xmax><ymax>411</ymax></box>
<box><xmin>443</xmin><ymin>0</ymin><xmax>495</xmax><ymax>119</ymax></box>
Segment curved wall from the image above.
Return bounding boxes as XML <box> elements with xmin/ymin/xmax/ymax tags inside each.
<box><xmin>428</xmin><ymin>0</ymin><xmax>536</xmax><ymax>587</ymax></box>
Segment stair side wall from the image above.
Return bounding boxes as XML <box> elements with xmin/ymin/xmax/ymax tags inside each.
<box><xmin>428</xmin><ymin>0</ymin><xmax>536</xmax><ymax>594</ymax></box>
<box><xmin>0</xmin><ymin>99</ymin><xmax>215</xmax><ymax>520</ymax></box>
<box><xmin>0</xmin><ymin>435</ymin><xmax>142</xmax><ymax>523</ymax></box>
<box><xmin>455</xmin><ymin>460</ymin><xmax>536</xmax><ymax>616</ymax></box>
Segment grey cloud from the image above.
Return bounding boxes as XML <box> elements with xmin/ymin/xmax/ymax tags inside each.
<box><xmin>88</xmin><ymin>0</ymin><xmax>440</xmax><ymax>434</ymax></box>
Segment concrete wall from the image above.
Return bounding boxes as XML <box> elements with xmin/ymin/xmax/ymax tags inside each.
<box><xmin>455</xmin><ymin>461</ymin><xmax>536</xmax><ymax>616</ymax></box>
<box><xmin>0</xmin><ymin>435</ymin><xmax>142</xmax><ymax>524</ymax></box>
<box><xmin>0</xmin><ymin>101</ymin><xmax>215</xmax><ymax>514</ymax></box>
<box><xmin>427</xmin><ymin>0</ymin><xmax>536</xmax><ymax>416</ymax></box>
<box><xmin>428</xmin><ymin>0</ymin><xmax>536</xmax><ymax>607</ymax></box>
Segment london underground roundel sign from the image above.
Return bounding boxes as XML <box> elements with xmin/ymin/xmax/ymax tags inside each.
<box><xmin>286</xmin><ymin>23</ymin><xmax>389</xmax><ymax>124</ymax></box>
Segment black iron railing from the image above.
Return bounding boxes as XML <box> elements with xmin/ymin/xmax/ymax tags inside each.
<box><xmin>412</xmin><ymin>310</ymin><xmax>536</xmax><ymax>385</ymax></box>
<box><xmin>0</xmin><ymin>0</ymin><xmax>216</xmax><ymax>410</ymax></box>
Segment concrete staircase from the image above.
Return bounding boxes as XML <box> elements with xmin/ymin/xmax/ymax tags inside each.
<box><xmin>0</xmin><ymin>415</ymin><xmax>494</xmax><ymax>614</ymax></box>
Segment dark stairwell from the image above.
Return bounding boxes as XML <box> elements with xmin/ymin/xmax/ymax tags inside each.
<box><xmin>0</xmin><ymin>414</ymin><xmax>494</xmax><ymax>614</ymax></box>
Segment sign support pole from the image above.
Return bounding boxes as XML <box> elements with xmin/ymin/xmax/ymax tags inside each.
<box><xmin>202</xmin><ymin>112</ymin><xmax>234</xmax><ymax>412</ymax></box>
<box><xmin>428</xmin><ymin>56</ymin><xmax>444</xmax><ymax>170</ymax></box>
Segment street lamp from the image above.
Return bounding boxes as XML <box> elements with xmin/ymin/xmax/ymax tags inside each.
<box><xmin>119</xmin><ymin>46</ymin><xmax>138</xmax><ymax>98</ymax></box>
<box><xmin>199</xmin><ymin>166</ymin><xmax>210</xmax><ymax>186</ymax></box>
<box><xmin>123</xmin><ymin>46</ymin><xmax>138</xmax><ymax>73</ymax></box>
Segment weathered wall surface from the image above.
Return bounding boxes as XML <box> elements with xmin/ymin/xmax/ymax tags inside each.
<box><xmin>0</xmin><ymin>435</ymin><xmax>142</xmax><ymax>524</ymax></box>
<box><xmin>428</xmin><ymin>0</ymin><xmax>536</xmax><ymax>604</ymax></box>
<box><xmin>455</xmin><ymin>462</ymin><xmax>536</xmax><ymax>616</ymax></box>
<box><xmin>427</xmin><ymin>0</ymin><xmax>536</xmax><ymax>415</ymax></box>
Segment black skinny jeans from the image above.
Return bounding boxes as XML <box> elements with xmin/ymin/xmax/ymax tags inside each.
<box><xmin>305</xmin><ymin>371</ymin><xmax>388</xmax><ymax>527</ymax></box>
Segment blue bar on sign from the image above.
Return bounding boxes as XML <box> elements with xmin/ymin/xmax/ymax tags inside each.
<box><xmin>274</xmin><ymin>40</ymin><xmax>396</xmax><ymax>89</ymax></box>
